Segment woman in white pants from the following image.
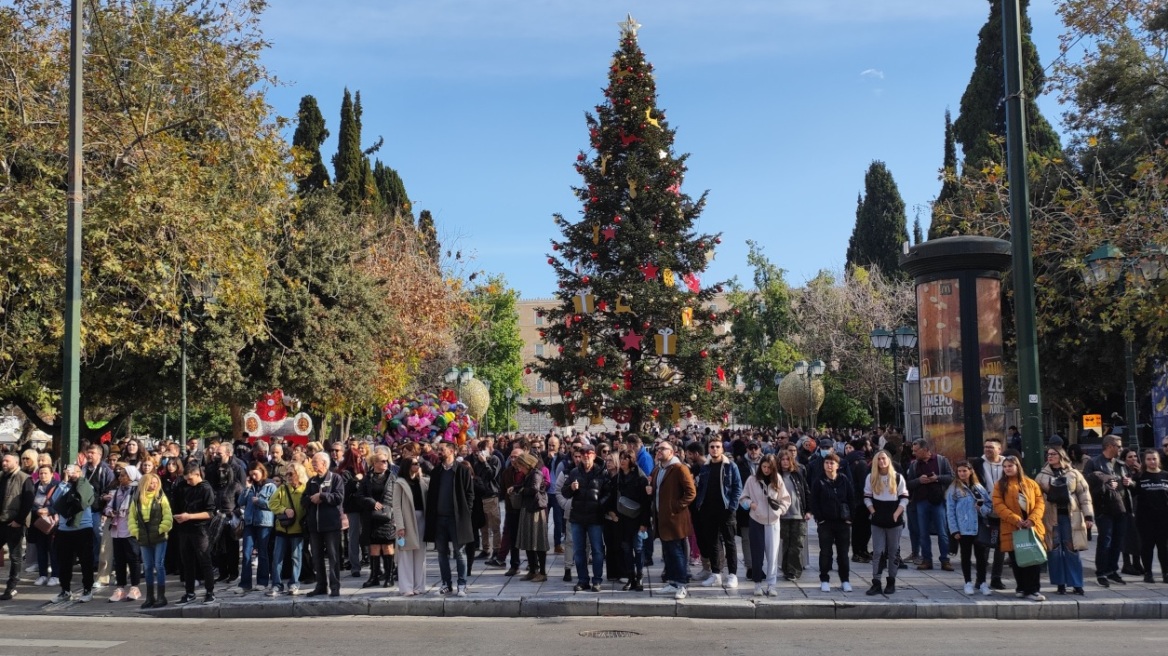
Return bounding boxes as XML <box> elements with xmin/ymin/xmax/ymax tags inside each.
<box><xmin>738</xmin><ymin>455</ymin><xmax>792</xmax><ymax>597</ymax></box>
<box><xmin>392</xmin><ymin>457</ymin><xmax>429</xmax><ymax>596</ymax></box>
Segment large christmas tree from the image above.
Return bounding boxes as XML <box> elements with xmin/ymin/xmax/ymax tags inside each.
<box><xmin>533</xmin><ymin>16</ymin><xmax>731</xmax><ymax>431</ymax></box>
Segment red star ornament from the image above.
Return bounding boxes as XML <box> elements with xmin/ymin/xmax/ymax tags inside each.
<box><xmin>621</xmin><ymin>329</ymin><xmax>644</xmax><ymax>351</ymax></box>
<box><xmin>602</xmin><ymin>226</ymin><xmax>617</xmax><ymax>241</ymax></box>
<box><xmin>639</xmin><ymin>263</ymin><xmax>659</xmax><ymax>281</ymax></box>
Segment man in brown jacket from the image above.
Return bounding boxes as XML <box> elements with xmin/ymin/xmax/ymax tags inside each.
<box><xmin>649</xmin><ymin>441</ymin><xmax>696</xmax><ymax>599</ymax></box>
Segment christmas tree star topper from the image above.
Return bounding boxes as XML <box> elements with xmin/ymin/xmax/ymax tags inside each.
<box><xmin>619</xmin><ymin>14</ymin><xmax>641</xmax><ymax>38</ymax></box>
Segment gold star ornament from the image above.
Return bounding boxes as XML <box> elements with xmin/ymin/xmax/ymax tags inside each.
<box><xmin>619</xmin><ymin>14</ymin><xmax>641</xmax><ymax>38</ymax></box>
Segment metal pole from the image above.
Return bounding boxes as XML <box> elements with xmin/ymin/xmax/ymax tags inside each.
<box><xmin>60</xmin><ymin>0</ymin><xmax>84</xmax><ymax>467</ymax></box>
<box><xmin>892</xmin><ymin>347</ymin><xmax>900</xmax><ymax>431</ymax></box>
<box><xmin>1003</xmin><ymin>0</ymin><xmax>1044</xmax><ymax>473</ymax></box>
<box><xmin>1125</xmin><ymin>337</ymin><xmax>1139</xmax><ymax>450</ymax></box>
<box><xmin>180</xmin><ymin>304</ymin><xmax>188</xmax><ymax>445</ymax></box>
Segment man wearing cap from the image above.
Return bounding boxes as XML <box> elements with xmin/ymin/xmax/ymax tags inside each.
<box><xmin>649</xmin><ymin>441</ymin><xmax>696</xmax><ymax>599</ymax></box>
<box><xmin>562</xmin><ymin>442</ymin><xmax>610</xmax><ymax>591</ymax></box>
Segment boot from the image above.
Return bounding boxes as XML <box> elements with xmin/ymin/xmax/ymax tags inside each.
<box><xmin>866</xmin><ymin>580</ymin><xmax>883</xmax><ymax>596</ymax></box>
<box><xmin>361</xmin><ymin>558</ymin><xmax>381</xmax><ymax>588</ymax></box>
<box><xmin>884</xmin><ymin>577</ymin><xmax>896</xmax><ymax>595</ymax></box>
<box><xmin>155</xmin><ymin>584</ymin><xmax>168</xmax><ymax>608</ymax></box>
<box><xmin>382</xmin><ymin>556</ymin><xmax>395</xmax><ymax>587</ymax></box>
<box><xmin>141</xmin><ymin>584</ymin><xmax>156</xmax><ymax>610</ymax></box>
<box><xmin>631</xmin><ymin>576</ymin><xmax>644</xmax><ymax>592</ymax></box>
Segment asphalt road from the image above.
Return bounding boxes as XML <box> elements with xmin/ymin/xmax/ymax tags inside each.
<box><xmin>1</xmin><ymin>616</ymin><xmax>1167</xmax><ymax>656</ymax></box>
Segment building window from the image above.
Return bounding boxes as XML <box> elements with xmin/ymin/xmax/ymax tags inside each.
<box><xmin>536</xmin><ymin>379</ymin><xmax>545</xmax><ymax>393</ymax></box>
<box><xmin>534</xmin><ymin>311</ymin><xmax>544</xmax><ymax>326</ymax></box>
<box><xmin>535</xmin><ymin>344</ymin><xmax>544</xmax><ymax>357</ymax></box>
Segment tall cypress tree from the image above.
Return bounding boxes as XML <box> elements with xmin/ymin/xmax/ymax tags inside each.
<box><xmin>913</xmin><ymin>213</ymin><xmax>924</xmax><ymax>245</ymax></box>
<box><xmin>417</xmin><ymin>210</ymin><xmax>439</xmax><ymax>264</ymax></box>
<box><xmin>533</xmin><ymin>16</ymin><xmax>730</xmax><ymax>430</ymax></box>
<box><xmin>332</xmin><ymin>89</ymin><xmax>363</xmax><ymax>213</ymax></box>
<box><xmin>952</xmin><ymin>0</ymin><xmax>1061</xmax><ymax>169</ymax></box>
<box><xmin>373</xmin><ymin>160</ymin><xmax>411</xmax><ymax>219</ymax></box>
<box><xmin>845</xmin><ymin>161</ymin><xmax>909</xmax><ymax>277</ymax></box>
<box><xmin>929</xmin><ymin>109</ymin><xmax>961</xmax><ymax>239</ymax></box>
<box><xmin>353</xmin><ymin>92</ymin><xmax>382</xmax><ymax>212</ymax></box>
<box><xmin>291</xmin><ymin>95</ymin><xmax>330</xmax><ymax>193</ymax></box>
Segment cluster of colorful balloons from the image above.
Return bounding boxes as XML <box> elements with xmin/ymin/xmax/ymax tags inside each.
<box><xmin>381</xmin><ymin>390</ymin><xmax>478</xmax><ymax>446</ymax></box>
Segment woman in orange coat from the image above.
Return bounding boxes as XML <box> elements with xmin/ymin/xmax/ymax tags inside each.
<box><xmin>991</xmin><ymin>455</ymin><xmax>1047</xmax><ymax>601</ymax></box>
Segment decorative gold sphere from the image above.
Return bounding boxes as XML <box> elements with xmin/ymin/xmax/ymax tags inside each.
<box><xmin>778</xmin><ymin>374</ymin><xmax>824</xmax><ymax>418</ymax></box>
<box><xmin>460</xmin><ymin>378</ymin><xmax>490</xmax><ymax>421</ymax></box>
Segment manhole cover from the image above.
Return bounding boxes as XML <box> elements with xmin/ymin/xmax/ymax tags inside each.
<box><xmin>579</xmin><ymin>630</ymin><xmax>640</xmax><ymax>639</ymax></box>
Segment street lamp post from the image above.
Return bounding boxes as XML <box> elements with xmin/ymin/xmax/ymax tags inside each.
<box><xmin>793</xmin><ymin>360</ymin><xmax>826</xmax><ymax>430</ymax></box>
<box><xmin>180</xmin><ymin>274</ymin><xmax>219</xmax><ymax>446</ymax></box>
<box><xmin>444</xmin><ymin>366</ymin><xmax>475</xmax><ymax>403</ymax></box>
<box><xmin>774</xmin><ymin>373</ymin><xmax>784</xmax><ymax>429</ymax></box>
<box><xmin>870</xmin><ymin>326</ymin><xmax>919</xmax><ymax>431</ymax></box>
<box><xmin>505</xmin><ymin>387</ymin><xmax>514</xmax><ymax>432</ymax></box>
<box><xmin>1082</xmin><ymin>243</ymin><xmax>1168</xmax><ymax>450</ymax></box>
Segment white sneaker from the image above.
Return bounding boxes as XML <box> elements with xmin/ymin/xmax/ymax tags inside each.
<box><xmin>754</xmin><ymin>582</ymin><xmax>765</xmax><ymax>596</ymax></box>
<box><xmin>456</xmin><ymin>585</ymin><xmax>467</xmax><ymax>597</ymax></box>
<box><xmin>79</xmin><ymin>589</ymin><xmax>94</xmax><ymax>603</ymax></box>
<box><xmin>34</xmin><ymin>576</ymin><xmax>47</xmax><ymax>586</ymax></box>
<box><xmin>660</xmin><ymin>583</ymin><xmax>679</xmax><ymax>594</ymax></box>
<box><xmin>820</xmin><ymin>582</ymin><xmax>831</xmax><ymax>593</ymax></box>
<box><xmin>47</xmin><ymin>577</ymin><xmax>59</xmax><ymax>587</ymax></box>
<box><xmin>127</xmin><ymin>586</ymin><xmax>141</xmax><ymax>601</ymax></box>
<box><xmin>265</xmin><ymin>586</ymin><xmax>279</xmax><ymax>597</ymax></box>
<box><xmin>842</xmin><ymin>582</ymin><xmax>853</xmax><ymax>593</ymax></box>
<box><xmin>979</xmin><ymin>582</ymin><xmax>991</xmax><ymax>596</ymax></box>
<box><xmin>1028</xmin><ymin>593</ymin><xmax>1046</xmax><ymax>602</ymax></box>
<box><xmin>766</xmin><ymin>584</ymin><xmax>778</xmax><ymax>597</ymax></box>
<box><xmin>964</xmin><ymin>582</ymin><xmax>975</xmax><ymax>595</ymax></box>
<box><xmin>92</xmin><ymin>581</ymin><xmax>105</xmax><ymax>590</ymax></box>
<box><xmin>701</xmin><ymin>573</ymin><xmax>722</xmax><ymax>587</ymax></box>
<box><xmin>694</xmin><ymin>568</ymin><xmax>712</xmax><ymax>581</ymax></box>
<box><xmin>674</xmin><ymin>585</ymin><xmax>688</xmax><ymax>600</ymax></box>
<box><xmin>108</xmin><ymin>587</ymin><xmax>125</xmax><ymax>603</ymax></box>
<box><xmin>25</xmin><ymin>564</ymin><xmax>37</xmax><ymax>573</ymax></box>
<box><xmin>724</xmin><ymin>574</ymin><xmax>739</xmax><ymax>589</ymax></box>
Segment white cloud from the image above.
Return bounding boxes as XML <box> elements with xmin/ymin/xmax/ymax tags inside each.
<box><xmin>860</xmin><ymin>68</ymin><xmax>885</xmax><ymax>80</ymax></box>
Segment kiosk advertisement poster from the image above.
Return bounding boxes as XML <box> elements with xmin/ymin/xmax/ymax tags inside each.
<box><xmin>978</xmin><ymin>278</ymin><xmax>1006</xmax><ymax>442</ymax></box>
<box><xmin>917</xmin><ymin>278</ymin><xmax>964</xmax><ymax>461</ymax></box>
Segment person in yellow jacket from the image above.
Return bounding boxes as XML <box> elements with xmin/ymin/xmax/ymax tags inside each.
<box><xmin>268</xmin><ymin>463</ymin><xmax>307</xmax><ymax>596</ymax></box>
<box><xmin>128</xmin><ymin>472</ymin><xmax>173</xmax><ymax>609</ymax></box>
<box><xmin>992</xmin><ymin>455</ymin><xmax>1046</xmax><ymax>601</ymax></box>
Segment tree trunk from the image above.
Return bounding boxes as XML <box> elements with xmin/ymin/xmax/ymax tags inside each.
<box><xmin>230</xmin><ymin>402</ymin><xmax>244</xmax><ymax>443</ymax></box>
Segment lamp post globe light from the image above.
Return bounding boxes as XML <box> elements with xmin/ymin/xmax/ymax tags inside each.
<box><xmin>444</xmin><ymin>365</ymin><xmax>475</xmax><ymax>402</ymax></box>
<box><xmin>505</xmin><ymin>387</ymin><xmax>514</xmax><ymax>431</ymax></box>
<box><xmin>869</xmin><ymin>325</ymin><xmax>918</xmax><ymax>431</ymax></box>
<box><xmin>791</xmin><ymin>360</ymin><xmax>826</xmax><ymax>429</ymax></box>
<box><xmin>1082</xmin><ymin>243</ymin><xmax>1168</xmax><ymax>449</ymax></box>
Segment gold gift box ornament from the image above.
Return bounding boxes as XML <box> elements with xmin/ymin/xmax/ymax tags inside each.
<box><xmin>654</xmin><ymin>327</ymin><xmax>677</xmax><ymax>356</ymax></box>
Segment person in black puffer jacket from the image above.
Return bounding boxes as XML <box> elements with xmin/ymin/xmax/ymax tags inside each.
<box><xmin>562</xmin><ymin>443</ymin><xmax>610</xmax><ymax>591</ymax></box>
<box><xmin>356</xmin><ymin>446</ymin><xmax>395</xmax><ymax>589</ymax></box>
<box><xmin>809</xmin><ymin>454</ymin><xmax>854</xmax><ymax>592</ymax></box>
<box><xmin>610</xmin><ymin>450</ymin><xmax>651</xmax><ymax>591</ymax></box>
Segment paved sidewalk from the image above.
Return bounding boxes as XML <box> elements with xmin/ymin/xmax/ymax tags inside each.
<box><xmin>3</xmin><ymin>529</ymin><xmax>1168</xmax><ymax>620</ymax></box>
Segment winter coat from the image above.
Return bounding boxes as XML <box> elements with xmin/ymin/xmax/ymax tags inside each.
<box><xmin>519</xmin><ymin>467</ymin><xmax>548</xmax><ymax>512</ymax></box>
<box><xmin>863</xmin><ymin>472</ymin><xmax>909</xmax><ymax>528</ymax></box>
<box><xmin>392</xmin><ymin>474</ymin><xmax>428</xmax><ymax>551</ymax></box>
<box><xmin>809</xmin><ymin>474</ymin><xmax>854</xmax><ymax>522</ymax></box>
<box><xmin>269</xmin><ymin>482</ymin><xmax>305</xmax><ymax>536</ymax></box>
<box><xmin>944</xmin><ymin>483</ymin><xmax>992</xmax><ymax>536</ymax></box>
<box><xmin>301</xmin><ymin>471</ymin><xmax>344</xmax><ymax>533</ymax></box>
<box><xmin>739</xmin><ymin>474</ymin><xmax>792</xmax><ymax>526</ymax></box>
<box><xmin>694</xmin><ymin>455</ymin><xmax>743</xmax><ymax>512</ymax></box>
<box><xmin>423</xmin><ymin>462</ymin><xmax>475</xmax><ymax>546</ymax></box>
<box><xmin>129</xmin><ymin>492</ymin><xmax>173</xmax><ymax>547</ymax></box>
<box><xmin>1035</xmin><ymin>465</ymin><xmax>1093</xmax><ymax>552</ymax></box>
<box><xmin>563</xmin><ymin>463</ymin><xmax>610</xmax><ymax>525</ymax></box>
<box><xmin>649</xmin><ymin>459</ymin><xmax>696</xmax><ymax>542</ymax></box>
<box><xmin>610</xmin><ymin>467</ymin><xmax>651</xmax><ymax>536</ymax></box>
<box><xmin>358</xmin><ymin>469</ymin><xmax>396</xmax><ymax>544</ymax></box>
<box><xmin>991</xmin><ymin>477</ymin><xmax>1045</xmax><ymax>552</ymax></box>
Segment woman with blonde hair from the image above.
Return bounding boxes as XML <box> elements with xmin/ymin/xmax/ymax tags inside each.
<box><xmin>128</xmin><ymin>472</ymin><xmax>173</xmax><ymax>608</ymax></box>
<box><xmin>268</xmin><ymin>463</ymin><xmax>307</xmax><ymax>596</ymax></box>
<box><xmin>1035</xmin><ymin>446</ymin><xmax>1093</xmax><ymax>595</ymax></box>
<box><xmin>946</xmin><ymin>460</ymin><xmax>992</xmax><ymax>595</ymax></box>
<box><xmin>992</xmin><ymin>455</ymin><xmax>1047</xmax><ymax>601</ymax></box>
<box><xmin>864</xmin><ymin>450</ymin><xmax>908</xmax><ymax>595</ymax></box>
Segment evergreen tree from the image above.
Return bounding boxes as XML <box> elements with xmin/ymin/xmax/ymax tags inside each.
<box><xmin>845</xmin><ymin>161</ymin><xmax>909</xmax><ymax>277</ymax></box>
<box><xmin>417</xmin><ymin>210</ymin><xmax>440</xmax><ymax>264</ymax></box>
<box><xmin>929</xmin><ymin>110</ymin><xmax>960</xmax><ymax>239</ymax></box>
<box><xmin>953</xmin><ymin>0</ymin><xmax>1061</xmax><ymax>169</ymax></box>
<box><xmin>292</xmin><ymin>95</ymin><xmax>330</xmax><ymax>193</ymax></box>
<box><xmin>533</xmin><ymin>17</ymin><xmax>730</xmax><ymax>430</ymax></box>
<box><xmin>912</xmin><ymin>213</ymin><xmax>924</xmax><ymax>245</ymax></box>
<box><xmin>332</xmin><ymin>89</ymin><xmax>382</xmax><ymax>213</ymax></box>
<box><xmin>373</xmin><ymin>160</ymin><xmax>411</xmax><ymax>219</ymax></box>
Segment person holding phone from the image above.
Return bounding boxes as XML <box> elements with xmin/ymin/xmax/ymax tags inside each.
<box><xmin>945</xmin><ymin>461</ymin><xmax>992</xmax><ymax>595</ymax></box>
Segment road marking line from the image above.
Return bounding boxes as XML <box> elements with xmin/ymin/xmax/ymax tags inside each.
<box><xmin>0</xmin><ymin>640</ymin><xmax>123</xmax><ymax>649</ymax></box>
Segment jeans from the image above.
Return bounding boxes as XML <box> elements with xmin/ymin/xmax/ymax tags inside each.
<box><xmin>91</xmin><ymin>519</ymin><xmax>103</xmax><ymax>569</ymax></box>
<box><xmin>619</xmin><ymin>528</ymin><xmax>644</xmax><ymax>579</ymax></box>
<box><xmin>571</xmin><ymin>522</ymin><xmax>605</xmax><ymax>585</ymax></box>
<box><xmin>31</xmin><ymin>528</ymin><xmax>58</xmax><ymax>578</ymax></box>
<box><xmin>308</xmin><ymin>529</ymin><xmax>341</xmax><ymax>593</ymax></box>
<box><xmin>1049</xmin><ymin>514</ymin><xmax>1084</xmax><ymax>587</ymax></box>
<box><xmin>1095</xmin><ymin>513</ymin><xmax>1129</xmax><ymax>577</ymax></box>
<box><xmin>272</xmin><ymin>533</ymin><xmax>303</xmax><ymax>591</ymax></box>
<box><xmin>240</xmin><ymin>525</ymin><xmax>273</xmax><ymax>589</ymax></box>
<box><xmin>906</xmin><ymin>500</ymin><xmax>920</xmax><ymax>555</ymax></box>
<box><xmin>551</xmin><ymin>501</ymin><xmax>565</xmax><ymax>548</ymax></box>
<box><xmin>434</xmin><ymin>515</ymin><xmax>467</xmax><ymax>587</ymax></box>
<box><xmin>660</xmin><ymin>538</ymin><xmax>688</xmax><ymax>587</ymax></box>
<box><xmin>870</xmin><ymin>525</ymin><xmax>903</xmax><ymax>580</ymax></box>
<box><xmin>915</xmin><ymin>501</ymin><xmax>950</xmax><ymax>563</ymax></box>
<box><xmin>140</xmin><ymin>542</ymin><xmax>167</xmax><ymax>586</ymax></box>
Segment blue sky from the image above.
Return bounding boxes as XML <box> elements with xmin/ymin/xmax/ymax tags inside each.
<box><xmin>259</xmin><ymin>0</ymin><xmax>1066</xmax><ymax>298</ymax></box>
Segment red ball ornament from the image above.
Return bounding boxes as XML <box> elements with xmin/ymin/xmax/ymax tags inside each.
<box><xmin>611</xmin><ymin>383</ymin><xmax>620</xmax><ymax>391</ymax></box>
<box><xmin>577</xmin><ymin>154</ymin><xmax>585</xmax><ymax>161</ymax></box>
<box><xmin>624</xmin><ymin>99</ymin><xmax>630</xmax><ymax>105</ymax></box>
<box><xmin>640</xmin><ymin>123</ymin><xmax>647</xmax><ymax>129</ymax></box>
<box><xmin>658</xmin><ymin>240</ymin><xmax>665</xmax><ymax>247</ymax></box>
<box><xmin>547</xmin><ymin>257</ymin><xmax>555</xmax><ymax>265</ymax></box>
<box><xmin>686</xmin><ymin>411</ymin><xmax>694</xmax><ymax>419</ymax></box>
<box><xmin>581</xmin><ymin>275</ymin><xmax>591</xmax><ymax>284</ymax></box>
<box><xmin>525</xmin><ymin>367</ymin><xmax>532</xmax><ymax>374</ymax></box>
<box><xmin>558</xmin><ymin>346</ymin><xmax>564</xmax><ymax>354</ymax></box>
<box><xmin>573</xmin><ymin>314</ymin><xmax>582</xmax><ymax>322</ymax></box>
<box><xmin>590</xmin><ymin>252</ymin><xmax>599</xmax><ymax>260</ymax></box>
<box><xmin>652</xmin><ymin>409</ymin><xmax>660</xmax><ymax>418</ymax></box>
<box><xmin>590</xmin><ymin>196</ymin><xmax>599</xmax><ymax>203</ymax></box>
<box><xmin>714</xmin><ymin>237</ymin><xmax>722</xmax><ymax>244</ymax></box>
<box><xmin>642</xmin><ymin>321</ymin><xmax>651</xmax><ymax>330</ymax></box>
<box><xmin>614</xmin><ymin>215</ymin><xmax>622</xmax><ymax>224</ymax></box>
<box><xmin>709</xmin><ymin>313</ymin><xmax>717</xmax><ymax>320</ymax></box>
<box><xmin>700</xmin><ymin>350</ymin><xmax>708</xmax><ymax>358</ymax></box>
<box><xmin>697</xmin><ymin>241</ymin><xmax>705</xmax><ymax>249</ymax></box>
<box><xmin>552</xmin><ymin>243</ymin><xmax>560</xmax><ymax>251</ymax></box>
<box><xmin>539</xmin><ymin>331</ymin><xmax>546</xmax><ymax>338</ymax></box>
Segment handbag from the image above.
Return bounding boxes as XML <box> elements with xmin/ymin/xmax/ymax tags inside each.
<box><xmin>976</xmin><ymin>517</ymin><xmax>999</xmax><ymax>548</ymax></box>
<box><xmin>34</xmin><ymin>514</ymin><xmax>58</xmax><ymax>534</ymax></box>
<box><xmin>1046</xmin><ymin>475</ymin><xmax>1070</xmax><ymax>506</ymax></box>
<box><xmin>617</xmin><ymin>495</ymin><xmax>642</xmax><ymax>518</ymax></box>
<box><xmin>1012</xmin><ymin>527</ymin><xmax>1048</xmax><ymax>568</ymax></box>
<box><xmin>508</xmin><ymin>489</ymin><xmax>523</xmax><ymax>510</ymax></box>
<box><xmin>276</xmin><ymin>486</ymin><xmax>297</xmax><ymax>528</ymax></box>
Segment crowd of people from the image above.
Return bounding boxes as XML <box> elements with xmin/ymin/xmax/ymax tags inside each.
<box><xmin>2</xmin><ymin>427</ymin><xmax>1168</xmax><ymax>607</ymax></box>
